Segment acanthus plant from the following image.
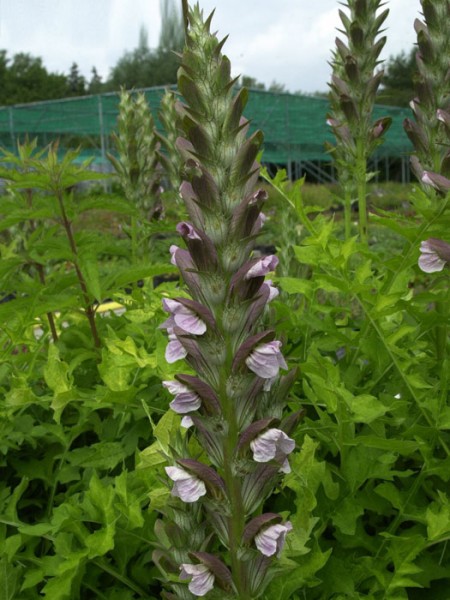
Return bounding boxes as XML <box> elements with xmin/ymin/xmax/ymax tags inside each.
<box><xmin>403</xmin><ymin>0</ymin><xmax>450</xmax><ymax>195</ymax></box>
<box><xmin>403</xmin><ymin>0</ymin><xmax>450</xmax><ymax>368</ymax></box>
<box><xmin>327</xmin><ymin>0</ymin><xmax>392</xmax><ymax>240</ymax></box>
<box><xmin>108</xmin><ymin>89</ymin><xmax>164</xmax><ymax>264</ymax></box>
<box><xmin>152</xmin><ymin>4</ymin><xmax>301</xmax><ymax>598</ymax></box>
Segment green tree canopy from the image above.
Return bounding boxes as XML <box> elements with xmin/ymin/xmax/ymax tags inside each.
<box><xmin>106</xmin><ymin>0</ymin><xmax>184</xmax><ymax>91</ymax></box>
<box><xmin>378</xmin><ymin>48</ymin><xmax>416</xmax><ymax>107</ymax></box>
<box><xmin>0</xmin><ymin>50</ymin><xmax>68</xmax><ymax>106</ymax></box>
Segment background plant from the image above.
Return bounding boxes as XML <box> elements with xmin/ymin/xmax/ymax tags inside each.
<box><xmin>327</xmin><ymin>0</ymin><xmax>391</xmax><ymax>240</ymax></box>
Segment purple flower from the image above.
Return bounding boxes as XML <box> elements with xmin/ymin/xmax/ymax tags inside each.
<box><xmin>261</xmin><ymin>279</ymin><xmax>279</xmax><ymax>302</ymax></box>
<box><xmin>418</xmin><ymin>238</ymin><xmax>450</xmax><ymax>273</ymax></box>
<box><xmin>181</xmin><ymin>416</ymin><xmax>194</xmax><ymax>428</ymax></box>
<box><xmin>250</xmin><ymin>428</ymin><xmax>295</xmax><ymax>473</ymax></box>
<box><xmin>165</xmin><ymin>328</ymin><xmax>187</xmax><ymax>363</ymax></box>
<box><xmin>245</xmin><ymin>340</ymin><xmax>287</xmax><ymax>379</ymax></box>
<box><xmin>162</xmin><ymin>298</ymin><xmax>207</xmax><ymax>335</ymax></box>
<box><xmin>244</xmin><ymin>255</ymin><xmax>279</xmax><ymax>279</ymax></box>
<box><xmin>169</xmin><ymin>244</ymin><xmax>180</xmax><ymax>266</ymax></box>
<box><xmin>163</xmin><ymin>380</ymin><xmax>201</xmax><ymax>413</ymax></box>
<box><xmin>254</xmin><ymin>521</ymin><xmax>293</xmax><ymax>557</ymax></box>
<box><xmin>254</xmin><ymin>212</ymin><xmax>267</xmax><ymax>233</ymax></box>
<box><xmin>421</xmin><ymin>171</ymin><xmax>450</xmax><ymax>193</ymax></box>
<box><xmin>177</xmin><ymin>221</ymin><xmax>202</xmax><ymax>240</ymax></box>
<box><xmin>165</xmin><ymin>466</ymin><xmax>206</xmax><ymax>503</ymax></box>
<box><xmin>180</xmin><ymin>563</ymin><xmax>214</xmax><ymax>597</ymax></box>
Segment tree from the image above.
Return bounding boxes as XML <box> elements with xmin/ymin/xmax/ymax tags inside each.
<box><xmin>107</xmin><ymin>26</ymin><xmax>152</xmax><ymax>89</ymax></box>
<box><xmin>0</xmin><ymin>51</ymin><xmax>68</xmax><ymax>105</ymax></box>
<box><xmin>67</xmin><ymin>62</ymin><xmax>86</xmax><ymax>96</ymax></box>
<box><xmin>106</xmin><ymin>0</ymin><xmax>184</xmax><ymax>91</ymax></box>
<box><xmin>378</xmin><ymin>48</ymin><xmax>416</xmax><ymax>107</ymax></box>
<box><xmin>158</xmin><ymin>0</ymin><xmax>184</xmax><ymax>52</ymax></box>
<box><xmin>88</xmin><ymin>67</ymin><xmax>103</xmax><ymax>94</ymax></box>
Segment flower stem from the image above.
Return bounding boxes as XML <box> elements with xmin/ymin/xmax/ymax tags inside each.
<box><xmin>56</xmin><ymin>190</ymin><xmax>101</xmax><ymax>350</ymax></box>
<box><xmin>35</xmin><ymin>263</ymin><xmax>58</xmax><ymax>342</ymax></box>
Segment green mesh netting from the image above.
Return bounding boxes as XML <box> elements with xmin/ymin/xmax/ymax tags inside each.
<box><xmin>0</xmin><ymin>87</ymin><xmax>412</xmax><ymax>166</ymax></box>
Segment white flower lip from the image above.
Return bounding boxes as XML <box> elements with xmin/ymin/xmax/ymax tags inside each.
<box><xmin>163</xmin><ymin>380</ymin><xmax>202</xmax><ymax>413</ymax></box>
<box><xmin>250</xmin><ymin>428</ymin><xmax>295</xmax><ymax>470</ymax></box>
<box><xmin>418</xmin><ymin>239</ymin><xmax>449</xmax><ymax>273</ymax></box>
<box><xmin>165</xmin><ymin>466</ymin><xmax>206</xmax><ymax>503</ymax></box>
<box><xmin>244</xmin><ymin>255</ymin><xmax>279</xmax><ymax>279</ymax></box>
<box><xmin>255</xmin><ymin>521</ymin><xmax>293</xmax><ymax>557</ymax></box>
<box><xmin>180</xmin><ymin>563</ymin><xmax>214</xmax><ymax>596</ymax></box>
<box><xmin>165</xmin><ymin>328</ymin><xmax>188</xmax><ymax>363</ymax></box>
<box><xmin>163</xmin><ymin>298</ymin><xmax>207</xmax><ymax>335</ymax></box>
<box><xmin>245</xmin><ymin>340</ymin><xmax>288</xmax><ymax>378</ymax></box>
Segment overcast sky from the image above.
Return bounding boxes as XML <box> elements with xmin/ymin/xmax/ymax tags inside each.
<box><xmin>0</xmin><ymin>0</ymin><xmax>421</xmax><ymax>93</ymax></box>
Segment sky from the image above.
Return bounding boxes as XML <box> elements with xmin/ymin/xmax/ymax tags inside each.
<box><xmin>0</xmin><ymin>0</ymin><xmax>421</xmax><ymax>94</ymax></box>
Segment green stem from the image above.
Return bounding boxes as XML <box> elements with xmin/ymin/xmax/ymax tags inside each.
<box><xmin>435</xmin><ymin>299</ymin><xmax>448</xmax><ymax>366</ymax></box>
<box><xmin>356</xmin><ymin>138</ymin><xmax>367</xmax><ymax>243</ymax></box>
<box><xmin>218</xmin><ymin>325</ymin><xmax>248</xmax><ymax>599</ymax></box>
<box><xmin>35</xmin><ymin>263</ymin><xmax>58</xmax><ymax>342</ymax></box>
<box><xmin>343</xmin><ymin>187</ymin><xmax>352</xmax><ymax>241</ymax></box>
<box><xmin>131</xmin><ymin>214</ymin><xmax>138</xmax><ymax>264</ymax></box>
<box><xmin>56</xmin><ymin>190</ymin><xmax>101</xmax><ymax>350</ymax></box>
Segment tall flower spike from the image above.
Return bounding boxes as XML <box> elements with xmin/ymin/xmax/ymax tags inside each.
<box><xmin>328</xmin><ymin>0</ymin><xmax>391</xmax><ymax>240</ymax></box>
<box><xmin>108</xmin><ymin>89</ymin><xmax>163</xmax><ymax>218</ymax></box>
<box><xmin>156</xmin><ymin>5</ymin><xmax>298</xmax><ymax>598</ymax></box>
<box><xmin>404</xmin><ymin>0</ymin><xmax>450</xmax><ymax>193</ymax></box>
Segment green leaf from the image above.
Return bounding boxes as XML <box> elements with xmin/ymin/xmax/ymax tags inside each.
<box><xmin>68</xmin><ymin>442</ymin><xmax>127</xmax><ymax>470</ymax></box>
<box><xmin>44</xmin><ymin>345</ymin><xmax>72</xmax><ymax>394</ymax></box>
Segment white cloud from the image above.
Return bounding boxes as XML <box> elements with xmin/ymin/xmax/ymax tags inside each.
<box><xmin>0</xmin><ymin>0</ymin><xmax>421</xmax><ymax>91</ymax></box>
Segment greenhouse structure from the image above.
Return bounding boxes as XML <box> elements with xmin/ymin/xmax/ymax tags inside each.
<box><xmin>0</xmin><ymin>86</ymin><xmax>413</xmax><ymax>183</ymax></box>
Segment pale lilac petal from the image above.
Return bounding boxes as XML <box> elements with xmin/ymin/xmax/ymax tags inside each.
<box><xmin>250</xmin><ymin>428</ymin><xmax>295</xmax><ymax>463</ymax></box>
<box><xmin>180</xmin><ymin>564</ymin><xmax>214</xmax><ymax>597</ymax></box>
<box><xmin>422</xmin><ymin>172</ymin><xmax>435</xmax><ymax>187</ymax></box>
<box><xmin>181</xmin><ymin>416</ymin><xmax>194</xmax><ymax>428</ymax></box>
<box><xmin>177</xmin><ymin>221</ymin><xmax>202</xmax><ymax>240</ymax></box>
<box><xmin>255</xmin><ymin>522</ymin><xmax>293</xmax><ymax>557</ymax></box>
<box><xmin>163</xmin><ymin>380</ymin><xmax>202</xmax><ymax>413</ymax></box>
<box><xmin>245</xmin><ymin>255</ymin><xmax>279</xmax><ymax>279</ymax></box>
<box><xmin>165</xmin><ymin>329</ymin><xmax>187</xmax><ymax>363</ymax></box>
<box><xmin>170</xmin><ymin>244</ymin><xmax>180</xmax><ymax>266</ymax></box>
<box><xmin>165</xmin><ymin>466</ymin><xmax>206</xmax><ymax>503</ymax></box>
<box><xmin>437</xmin><ymin>109</ymin><xmax>446</xmax><ymax>123</ymax></box>
<box><xmin>263</xmin><ymin>376</ymin><xmax>276</xmax><ymax>391</ymax></box>
<box><xmin>419</xmin><ymin>240</ymin><xmax>445</xmax><ymax>273</ymax></box>
<box><xmin>162</xmin><ymin>380</ymin><xmax>187</xmax><ymax>395</ymax></box>
<box><xmin>254</xmin><ymin>212</ymin><xmax>267</xmax><ymax>232</ymax></box>
<box><xmin>280</xmin><ymin>457</ymin><xmax>291</xmax><ymax>474</ymax></box>
<box><xmin>245</xmin><ymin>340</ymin><xmax>288</xmax><ymax>378</ymax></box>
<box><xmin>261</xmin><ymin>279</ymin><xmax>279</xmax><ymax>302</ymax></box>
<box><xmin>421</xmin><ymin>171</ymin><xmax>450</xmax><ymax>192</ymax></box>
<box><xmin>162</xmin><ymin>299</ymin><xmax>207</xmax><ymax>335</ymax></box>
<box><xmin>419</xmin><ymin>251</ymin><xmax>446</xmax><ymax>273</ymax></box>
<box><xmin>170</xmin><ymin>392</ymin><xmax>201</xmax><ymax>413</ymax></box>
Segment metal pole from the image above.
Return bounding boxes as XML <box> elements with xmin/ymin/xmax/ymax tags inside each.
<box><xmin>97</xmin><ymin>95</ymin><xmax>109</xmax><ymax>191</ymax></box>
<box><xmin>8</xmin><ymin>107</ymin><xmax>15</xmax><ymax>151</ymax></box>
